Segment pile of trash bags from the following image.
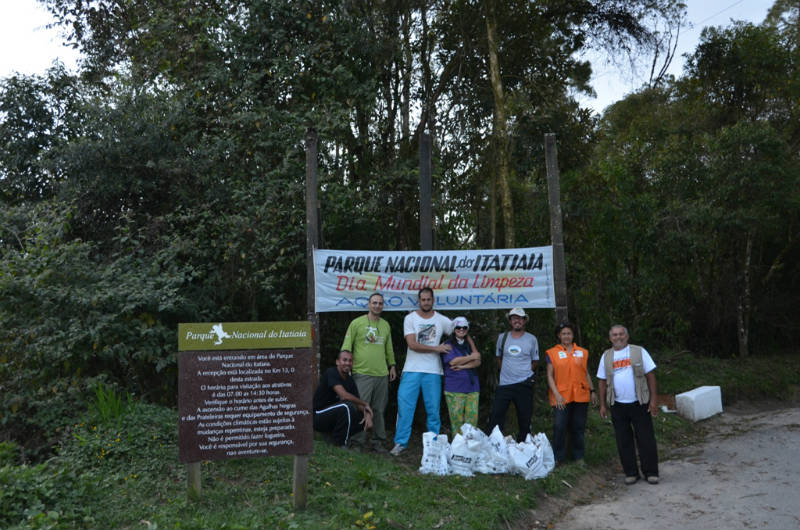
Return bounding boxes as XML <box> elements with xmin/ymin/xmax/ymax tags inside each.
<box><xmin>418</xmin><ymin>424</ymin><xmax>555</xmax><ymax>480</ymax></box>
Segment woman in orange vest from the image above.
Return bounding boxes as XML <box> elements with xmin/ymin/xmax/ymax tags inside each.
<box><xmin>545</xmin><ymin>322</ymin><xmax>598</xmax><ymax>465</ymax></box>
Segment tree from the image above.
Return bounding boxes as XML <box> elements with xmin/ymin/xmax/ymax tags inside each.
<box><xmin>0</xmin><ymin>65</ymin><xmax>85</xmax><ymax>204</ymax></box>
<box><xmin>569</xmin><ymin>18</ymin><xmax>800</xmax><ymax>356</ymax></box>
<box><xmin>0</xmin><ymin>0</ymin><xmax>703</xmax><ymax>458</ymax></box>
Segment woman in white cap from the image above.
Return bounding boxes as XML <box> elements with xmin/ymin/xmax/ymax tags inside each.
<box><xmin>441</xmin><ymin>316</ymin><xmax>481</xmax><ymax>431</ymax></box>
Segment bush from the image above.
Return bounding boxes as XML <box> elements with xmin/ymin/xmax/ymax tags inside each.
<box><xmin>0</xmin><ymin>441</ymin><xmax>20</xmax><ymax>466</ymax></box>
<box><xmin>0</xmin><ymin>462</ymin><xmax>100</xmax><ymax>529</ymax></box>
<box><xmin>0</xmin><ymin>203</ymin><xmax>191</xmax><ymax>459</ymax></box>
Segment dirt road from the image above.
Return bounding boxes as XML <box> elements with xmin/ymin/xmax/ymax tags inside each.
<box><xmin>548</xmin><ymin>404</ymin><xmax>800</xmax><ymax>530</ymax></box>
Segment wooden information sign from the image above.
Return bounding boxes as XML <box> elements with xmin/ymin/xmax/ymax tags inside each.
<box><xmin>178</xmin><ymin>322</ymin><xmax>313</xmax><ymax>463</ymax></box>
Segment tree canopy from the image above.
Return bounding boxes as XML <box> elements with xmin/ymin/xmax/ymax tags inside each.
<box><xmin>2</xmin><ymin>0</ymin><xmax>798</xmax><ymax>457</ymax></box>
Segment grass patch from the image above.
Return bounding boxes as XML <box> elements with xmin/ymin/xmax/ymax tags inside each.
<box><xmin>3</xmin><ymin>352</ymin><xmax>799</xmax><ymax>529</ymax></box>
<box><xmin>656</xmin><ymin>352</ymin><xmax>800</xmax><ymax>403</ymax></box>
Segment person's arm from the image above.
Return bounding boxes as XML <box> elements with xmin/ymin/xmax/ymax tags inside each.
<box><xmin>332</xmin><ymin>384</ymin><xmax>374</xmax><ymax>428</ymax></box>
<box><xmin>385</xmin><ymin>322</ymin><xmax>397</xmax><ymax>381</ymax></box>
<box><xmin>598</xmin><ymin>378</ymin><xmax>608</xmax><ymax>419</ymax></box>
<box><xmin>495</xmin><ymin>335</ymin><xmax>503</xmax><ymax>374</ymax></box>
<box><xmin>453</xmin><ymin>358</ymin><xmax>481</xmax><ymax>369</ymax></box>
<box><xmin>332</xmin><ymin>384</ymin><xmax>370</xmax><ymax>411</ymax></box>
<box><xmin>546</xmin><ymin>361</ymin><xmax>565</xmax><ymax>409</ymax></box>
<box><xmin>405</xmin><ymin>333</ymin><xmax>451</xmax><ymax>354</ymax></box>
<box><xmin>450</xmin><ymin>336</ymin><xmax>481</xmax><ymax>369</ymax></box>
<box><xmin>450</xmin><ymin>355</ymin><xmax>481</xmax><ymax>369</ymax></box>
<box><xmin>465</xmin><ymin>335</ymin><xmax>481</xmax><ymax>365</ymax></box>
<box><xmin>530</xmin><ymin>337</ymin><xmax>539</xmax><ymax>371</ymax></box>
<box><xmin>646</xmin><ymin>371</ymin><xmax>658</xmax><ymax>417</ymax></box>
<box><xmin>586</xmin><ymin>371</ymin><xmax>598</xmax><ymax>406</ymax></box>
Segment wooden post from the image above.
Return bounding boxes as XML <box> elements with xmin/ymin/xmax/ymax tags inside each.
<box><xmin>295</xmin><ymin>128</ymin><xmax>319</xmax><ymax>510</ymax></box>
<box><xmin>544</xmin><ymin>133</ymin><xmax>569</xmax><ymax>325</ymax></box>
<box><xmin>187</xmin><ymin>462</ymin><xmax>201</xmax><ymax>500</ymax></box>
<box><xmin>293</xmin><ymin>454</ymin><xmax>309</xmax><ymax>508</ymax></box>
<box><xmin>419</xmin><ymin>132</ymin><xmax>433</xmax><ymax>250</ymax></box>
<box><xmin>305</xmin><ymin>128</ymin><xmax>320</xmax><ymax>380</ymax></box>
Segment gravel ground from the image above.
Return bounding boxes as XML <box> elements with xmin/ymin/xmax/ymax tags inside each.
<box><xmin>546</xmin><ymin>403</ymin><xmax>800</xmax><ymax>530</ymax></box>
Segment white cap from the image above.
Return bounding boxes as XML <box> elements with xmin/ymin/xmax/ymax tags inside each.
<box><xmin>453</xmin><ymin>316</ymin><xmax>469</xmax><ymax>328</ymax></box>
<box><xmin>507</xmin><ymin>307</ymin><xmax>528</xmax><ymax>319</ymax></box>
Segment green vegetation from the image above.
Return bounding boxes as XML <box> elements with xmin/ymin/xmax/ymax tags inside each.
<box><xmin>1</xmin><ymin>3</ymin><xmax>799</xmax><ymax>523</ymax></box>
<box><xmin>3</xmin><ymin>354</ymin><xmax>798</xmax><ymax>529</ymax></box>
<box><xmin>657</xmin><ymin>351</ymin><xmax>800</xmax><ymax>404</ymax></box>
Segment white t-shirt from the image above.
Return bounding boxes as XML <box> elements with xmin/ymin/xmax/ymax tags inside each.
<box><xmin>596</xmin><ymin>345</ymin><xmax>656</xmax><ymax>403</ymax></box>
<box><xmin>402</xmin><ymin>311</ymin><xmax>454</xmax><ymax>374</ymax></box>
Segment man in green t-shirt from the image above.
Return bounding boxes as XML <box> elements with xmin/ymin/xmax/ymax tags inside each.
<box><xmin>341</xmin><ymin>292</ymin><xmax>396</xmax><ymax>452</ymax></box>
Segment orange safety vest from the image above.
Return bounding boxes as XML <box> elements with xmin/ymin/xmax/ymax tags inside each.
<box><xmin>545</xmin><ymin>343</ymin><xmax>591</xmax><ymax>406</ymax></box>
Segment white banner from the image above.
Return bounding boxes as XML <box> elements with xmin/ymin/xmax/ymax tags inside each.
<box><xmin>313</xmin><ymin>247</ymin><xmax>555</xmax><ymax>312</ymax></box>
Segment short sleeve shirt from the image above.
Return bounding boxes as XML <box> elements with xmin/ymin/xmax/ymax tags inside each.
<box><xmin>402</xmin><ymin>311</ymin><xmax>453</xmax><ymax>374</ymax></box>
<box><xmin>596</xmin><ymin>345</ymin><xmax>656</xmax><ymax>403</ymax></box>
<box><xmin>340</xmin><ymin>315</ymin><xmax>395</xmax><ymax>376</ymax></box>
<box><xmin>496</xmin><ymin>332</ymin><xmax>539</xmax><ymax>386</ymax></box>
<box><xmin>313</xmin><ymin>366</ymin><xmax>360</xmax><ymax>412</ymax></box>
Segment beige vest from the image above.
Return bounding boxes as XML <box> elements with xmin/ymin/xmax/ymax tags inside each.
<box><xmin>602</xmin><ymin>345</ymin><xmax>650</xmax><ymax>405</ymax></box>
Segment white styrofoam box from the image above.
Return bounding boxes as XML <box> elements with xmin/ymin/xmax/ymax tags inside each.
<box><xmin>675</xmin><ymin>385</ymin><xmax>723</xmax><ymax>422</ymax></box>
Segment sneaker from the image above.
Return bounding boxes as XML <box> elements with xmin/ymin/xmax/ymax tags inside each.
<box><xmin>647</xmin><ymin>475</ymin><xmax>659</xmax><ymax>484</ymax></box>
<box><xmin>389</xmin><ymin>443</ymin><xmax>406</xmax><ymax>456</ymax></box>
<box><xmin>624</xmin><ymin>475</ymin><xmax>639</xmax><ymax>485</ymax></box>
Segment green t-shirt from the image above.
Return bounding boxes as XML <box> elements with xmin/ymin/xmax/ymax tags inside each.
<box><xmin>340</xmin><ymin>315</ymin><xmax>395</xmax><ymax>376</ymax></box>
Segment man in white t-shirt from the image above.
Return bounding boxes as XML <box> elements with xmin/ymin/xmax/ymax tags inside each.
<box><xmin>390</xmin><ymin>287</ymin><xmax>453</xmax><ymax>456</ymax></box>
<box><xmin>597</xmin><ymin>324</ymin><xmax>660</xmax><ymax>485</ymax></box>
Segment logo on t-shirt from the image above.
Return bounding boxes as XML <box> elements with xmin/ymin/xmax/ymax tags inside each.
<box><xmin>417</xmin><ymin>324</ymin><xmax>437</xmax><ymax>345</ymax></box>
<box><xmin>612</xmin><ymin>357</ymin><xmax>631</xmax><ymax>371</ymax></box>
<box><xmin>365</xmin><ymin>326</ymin><xmax>379</xmax><ymax>343</ymax></box>
<box><xmin>507</xmin><ymin>345</ymin><xmax>523</xmax><ymax>356</ymax></box>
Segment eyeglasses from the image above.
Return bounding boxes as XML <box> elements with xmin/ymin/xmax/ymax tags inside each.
<box><xmin>454</xmin><ymin>326</ymin><xmax>468</xmax><ymax>330</ymax></box>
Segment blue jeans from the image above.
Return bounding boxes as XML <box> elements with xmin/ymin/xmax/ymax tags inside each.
<box><xmin>552</xmin><ymin>402</ymin><xmax>588</xmax><ymax>462</ymax></box>
<box><xmin>393</xmin><ymin>372</ymin><xmax>441</xmax><ymax>447</ymax></box>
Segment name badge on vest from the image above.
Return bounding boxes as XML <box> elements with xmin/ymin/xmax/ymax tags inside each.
<box><xmin>573</xmin><ymin>351</ymin><xmax>583</xmax><ymax>358</ymax></box>
<box><xmin>558</xmin><ymin>351</ymin><xmax>567</xmax><ymax>359</ymax></box>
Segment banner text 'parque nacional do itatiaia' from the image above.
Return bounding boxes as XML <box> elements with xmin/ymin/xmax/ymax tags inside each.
<box><xmin>313</xmin><ymin>247</ymin><xmax>554</xmax><ymax>312</ymax></box>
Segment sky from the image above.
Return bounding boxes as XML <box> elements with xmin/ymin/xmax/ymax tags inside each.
<box><xmin>0</xmin><ymin>0</ymin><xmax>776</xmax><ymax>114</ymax></box>
<box><xmin>581</xmin><ymin>0</ymin><xmax>774</xmax><ymax>112</ymax></box>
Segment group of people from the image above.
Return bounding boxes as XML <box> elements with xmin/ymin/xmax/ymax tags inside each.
<box><xmin>312</xmin><ymin>288</ymin><xmax>661</xmax><ymax>485</ymax></box>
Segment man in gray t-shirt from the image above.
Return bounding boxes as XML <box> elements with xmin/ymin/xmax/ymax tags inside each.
<box><xmin>487</xmin><ymin>307</ymin><xmax>539</xmax><ymax>441</ymax></box>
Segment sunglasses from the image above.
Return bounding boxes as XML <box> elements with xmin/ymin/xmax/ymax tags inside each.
<box><xmin>454</xmin><ymin>326</ymin><xmax>468</xmax><ymax>330</ymax></box>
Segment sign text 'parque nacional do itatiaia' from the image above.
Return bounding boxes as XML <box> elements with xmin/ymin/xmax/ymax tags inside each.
<box><xmin>178</xmin><ymin>322</ymin><xmax>313</xmax><ymax>463</ymax></box>
<box><xmin>314</xmin><ymin>247</ymin><xmax>555</xmax><ymax>312</ymax></box>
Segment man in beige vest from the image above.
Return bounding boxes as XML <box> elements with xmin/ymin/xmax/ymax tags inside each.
<box><xmin>597</xmin><ymin>325</ymin><xmax>659</xmax><ymax>485</ymax></box>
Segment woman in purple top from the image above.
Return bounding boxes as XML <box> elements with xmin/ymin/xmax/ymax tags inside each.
<box><xmin>442</xmin><ymin>316</ymin><xmax>481</xmax><ymax>432</ymax></box>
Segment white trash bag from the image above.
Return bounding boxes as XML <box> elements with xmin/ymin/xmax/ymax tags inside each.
<box><xmin>459</xmin><ymin>424</ymin><xmax>492</xmax><ymax>474</ymax></box>
<box><xmin>419</xmin><ymin>432</ymin><xmax>451</xmax><ymax>476</ymax></box>
<box><xmin>448</xmin><ymin>433</ymin><xmax>475</xmax><ymax>477</ymax></box>
<box><xmin>534</xmin><ymin>432</ymin><xmax>556</xmax><ymax>475</ymax></box>
<box><xmin>483</xmin><ymin>425</ymin><xmax>511</xmax><ymax>474</ymax></box>
<box><xmin>508</xmin><ymin>432</ymin><xmax>555</xmax><ymax>480</ymax></box>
